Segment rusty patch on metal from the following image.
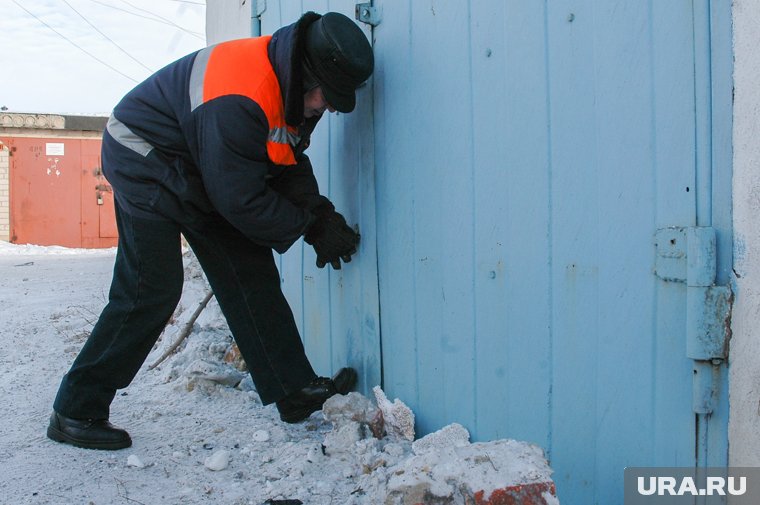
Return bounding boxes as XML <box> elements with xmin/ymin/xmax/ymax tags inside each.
<box><xmin>723</xmin><ymin>287</ymin><xmax>734</xmax><ymax>358</ymax></box>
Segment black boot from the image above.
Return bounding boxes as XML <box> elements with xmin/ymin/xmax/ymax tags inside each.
<box><xmin>276</xmin><ymin>367</ymin><xmax>357</xmax><ymax>423</ymax></box>
<box><xmin>47</xmin><ymin>412</ymin><xmax>132</xmax><ymax>450</ymax></box>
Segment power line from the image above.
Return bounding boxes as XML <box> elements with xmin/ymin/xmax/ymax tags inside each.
<box><xmin>61</xmin><ymin>0</ymin><xmax>154</xmax><ymax>73</ymax></box>
<box><xmin>10</xmin><ymin>0</ymin><xmax>139</xmax><ymax>83</ymax></box>
<box><xmin>120</xmin><ymin>0</ymin><xmax>205</xmax><ymax>41</ymax></box>
<box><xmin>85</xmin><ymin>0</ymin><xmax>205</xmax><ymax>37</ymax></box>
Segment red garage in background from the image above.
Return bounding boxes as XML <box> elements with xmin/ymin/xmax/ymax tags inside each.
<box><xmin>0</xmin><ymin>113</ymin><xmax>117</xmax><ymax>248</ymax></box>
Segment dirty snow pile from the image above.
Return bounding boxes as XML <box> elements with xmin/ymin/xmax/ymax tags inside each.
<box><xmin>0</xmin><ymin>241</ymin><xmax>558</xmax><ymax>504</ymax></box>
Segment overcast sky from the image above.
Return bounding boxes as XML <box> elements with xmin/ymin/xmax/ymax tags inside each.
<box><xmin>0</xmin><ymin>0</ymin><xmax>207</xmax><ymax>115</ymax></box>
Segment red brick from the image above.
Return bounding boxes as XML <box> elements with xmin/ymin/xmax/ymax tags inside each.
<box><xmin>474</xmin><ymin>482</ymin><xmax>557</xmax><ymax>505</ymax></box>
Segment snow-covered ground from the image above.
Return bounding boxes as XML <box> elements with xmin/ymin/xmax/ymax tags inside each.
<box><xmin>0</xmin><ymin>241</ymin><xmax>557</xmax><ymax>505</ymax></box>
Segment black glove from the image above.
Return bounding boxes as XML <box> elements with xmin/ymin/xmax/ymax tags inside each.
<box><xmin>304</xmin><ymin>206</ymin><xmax>360</xmax><ymax>269</ymax></box>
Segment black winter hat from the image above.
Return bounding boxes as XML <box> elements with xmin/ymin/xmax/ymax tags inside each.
<box><xmin>303</xmin><ymin>12</ymin><xmax>374</xmax><ymax>113</ymax></box>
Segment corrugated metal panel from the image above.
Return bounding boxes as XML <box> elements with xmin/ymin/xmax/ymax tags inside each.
<box><xmin>371</xmin><ymin>0</ymin><xmax>732</xmax><ymax>503</ymax></box>
<box><xmin>261</xmin><ymin>1</ymin><xmax>382</xmax><ymax>392</ymax></box>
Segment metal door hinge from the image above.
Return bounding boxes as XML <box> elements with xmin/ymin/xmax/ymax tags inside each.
<box><xmin>654</xmin><ymin>226</ymin><xmax>733</xmax><ymax>414</ymax></box>
<box><xmin>356</xmin><ymin>3</ymin><xmax>381</xmax><ymax>26</ymax></box>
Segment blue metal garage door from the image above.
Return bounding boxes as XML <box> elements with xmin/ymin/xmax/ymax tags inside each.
<box><xmin>263</xmin><ymin>1</ymin><xmax>733</xmax><ymax>503</ymax></box>
<box><xmin>370</xmin><ymin>1</ymin><xmax>732</xmax><ymax>504</ymax></box>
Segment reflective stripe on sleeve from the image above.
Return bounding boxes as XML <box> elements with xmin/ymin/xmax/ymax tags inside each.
<box><xmin>189</xmin><ymin>46</ymin><xmax>213</xmax><ymax>112</ymax></box>
<box><xmin>106</xmin><ymin>115</ymin><xmax>154</xmax><ymax>157</ymax></box>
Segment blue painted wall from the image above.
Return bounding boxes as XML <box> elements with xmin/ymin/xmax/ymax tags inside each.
<box><xmin>259</xmin><ymin>1</ymin><xmax>733</xmax><ymax>503</ymax></box>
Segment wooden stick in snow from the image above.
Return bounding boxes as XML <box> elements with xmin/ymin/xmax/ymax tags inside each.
<box><xmin>148</xmin><ymin>290</ymin><xmax>214</xmax><ymax>370</ymax></box>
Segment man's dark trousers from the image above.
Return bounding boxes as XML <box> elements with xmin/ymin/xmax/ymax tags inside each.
<box><xmin>53</xmin><ymin>200</ymin><xmax>317</xmax><ymax>420</ymax></box>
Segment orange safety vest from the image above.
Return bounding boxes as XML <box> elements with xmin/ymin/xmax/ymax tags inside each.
<box><xmin>190</xmin><ymin>36</ymin><xmax>298</xmax><ymax>166</ymax></box>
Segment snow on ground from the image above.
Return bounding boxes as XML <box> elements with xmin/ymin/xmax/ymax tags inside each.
<box><xmin>0</xmin><ymin>241</ymin><xmax>556</xmax><ymax>505</ymax></box>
